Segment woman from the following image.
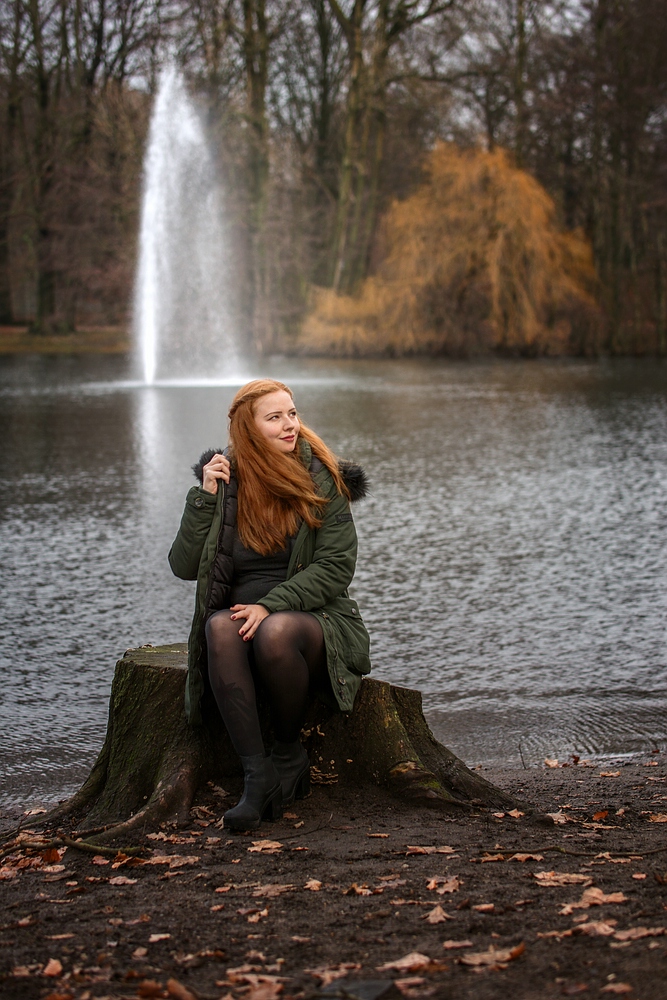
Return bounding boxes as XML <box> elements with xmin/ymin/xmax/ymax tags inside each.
<box><xmin>168</xmin><ymin>379</ymin><xmax>371</xmax><ymax>831</ymax></box>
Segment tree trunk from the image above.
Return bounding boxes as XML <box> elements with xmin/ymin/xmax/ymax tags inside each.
<box><xmin>46</xmin><ymin>643</ymin><xmax>515</xmax><ymax>843</ymax></box>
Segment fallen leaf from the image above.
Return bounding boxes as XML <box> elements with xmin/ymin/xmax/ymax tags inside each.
<box><xmin>377</xmin><ymin>952</ymin><xmax>440</xmax><ymax>973</ymax></box>
<box><xmin>593</xmin><ymin>811</ymin><xmax>609</xmax><ymax>821</ymax></box>
<box><xmin>649</xmin><ymin>814</ymin><xmax>667</xmax><ymax>823</ymax></box>
<box><xmin>252</xmin><ymin>884</ymin><xmax>293</xmax><ymax>898</ymax></box>
<box><xmin>599</xmin><ymin>984</ymin><xmax>633</xmax><ymax>994</ymax></box>
<box><xmin>368</xmin><ymin>833</ymin><xmax>389</xmax><ymax>838</ymax></box>
<box><xmin>215</xmin><ymin>885</ymin><xmax>232</xmax><ymax>893</ymax></box>
<box><xmin>345</xmin><ymin>883</ymin><xmax>372</xmax><ymax>896</ymax></box>
<box><xmin>533</xmin><ymin>871</ymin><xmax>592</xmax><ymax>887</ymax></box>
<box><xmin>492</xmin><ymin>812</ymin><xmax>505</xmax><ymax>819</ymax></box>
<box><xmin>406</xmin><ymin>845</ymin><xmax>456</xmax><ymax>855</ymax></box>
<box><xmin>394</xmin><ymin>976</ymin><xmax>426</xmax><ymax>995</ymax></box>
<box><xmin>472</xmin><ymin>903</ymin><xmax>495</xmax><ymax>913</ymax></box>
<box><xmin>305</xmin><ymin>963</ymin><xmax>361</xmax><ymax>986</ymax></box>
<box><xmin>304</xmin><ymin>879</ymin><xmax>322</xmax><ymax>891</ymax></box>
<box><xmin>210</xmin><ymin>904</ymin><xmax>225</xmax><ymax>912</ymax></box>
<box><xmin>561</xmin><ymin>983</ymin><xmax>589</xmax><ymax>995</ymax></box>
<box><xmin>442</xmin><ymin>940</ymin><xmax>473</xmax><ymax>949</ymax></box>
<box><xmin>613</xmin><ymin>926</ymin><xmax>665</xmax><ymax>941</ymax></box>
<box><xmin>166</xmin><ymin>978</ymin><xmax>197</xmax><ymax>1000</ymax></box>
<box><xmin>424</xmin><ymin>905</ymin><xmax>451</xmax><ymax>924</ymax></box>
<box><xmin>459</xmin><ymin>942</ymin><xmax>525</xmax><ymax>969</ymax></box>
<box><xmin>546</xmin><ymin>810</ymin><xmax>573</xmax><ymax>825</ymax></box>
<box><xmin>509</xmin><ymin>854</ymin><xmax>544</xmax><ymax>862</ymax></box>
<box><xmin>148</xmin><ymin>933</ymin><xmax>171</xmax><ymax>942</ymax></box>
<box><xmin>247</xmin><ymin>841</ymin><xmax>283</xmax><ymax>854</ymax></box>
<box><xmin>632</xmin><ymin>873</ymin><xmax>647</xmax><ymax>880</ymax></box>
<box><xmin>560</xmin><ymin>888</ymin><xmax>628</xmax><ymax>914</ymax></box>
<box><xmin>108</xmin><ymin>875</ymin><xmax>137</xmax><ymax>886</ymax></box>
<box><xmin>41</xmin><ymin>848</ymin><xmax>65</xmax><ymax>864</ymax></box>
<box><xmin>91</xmin><ymin>856</ymin><xmax>110</xmax><ymax>866</ymax></box>
<box><xmin>291</xmin><ymin>936</ymin><xmax>311</xmax><ymax>943</ymax></box>
<box><xmin>133</xmin><ymin>946</ymin><xmax>149</xmax><ymax>959</ymax></box>
<box><xmin>577</xmin><ymin>921</ymin><xmax>617</xmax><ymax>936</ymax></box>
<box><xmin>137</xmin><ymin>982</ymin><xmax>163</xmax><ymax>998</ymax></box>
<box><xmin>599</xmin><ymin>772</ymin><xmax>621</xmax><ymax>778</ymax></box>
<box><xmin>144</xmin><ymin>855</ymin><xmax>200</xmax><ymax>868</ymax></box>
<box><xmin>247</xmin><ymin>908</ymin><xmax>269</xmax><ymax>923</ymax></box>
<box><xmin>42</xmin><ymin>865</ymin><xmax>66</xmax><ymax>874</ymax></box>
<box><xmin>244</xmin><ymin>984</ymin><xmax>283</xmax><ymax>1000</ymax></box>
<box><xmin>480</xmin><ymin>854</ymin><xmax>505</xmax><ymax>863</ymax></box>
<box><xmin>536</xmin><ymin>929</ymin><xmax>574</xmax><ymax>940</ymax></box>
<box><xmin>43</xmin><ymin>959</ymin><xmax>63</xmax><ymax>977</ymax></box>
<box><xmin>545</xmin><ymin>759</ymin><xmax>559</xmax><ymax>768</ymax></box>
<box><xmin>17</xmin><ymin>916</ymin><xmax>36</xmax><ymax>926</ymax></box>
<box><xmin>507</xmin><ymin>809</ymin><xmax>524</xmax><ymax>818</ymax></box>
<box><xmin>426</xmin><ymin>876</ymin><xmax>461</xmax><ymax>894</ymax></box>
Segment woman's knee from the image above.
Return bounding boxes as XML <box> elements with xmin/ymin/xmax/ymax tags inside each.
<box><xmin>205</xmin><ymin>610</ymin><xmax>237</xmax><ymax>645</ymax></box>
<box><xmin>253</xmin><ymin>612</ymin><xmax>300</xmax><ymax>663</ymax></box>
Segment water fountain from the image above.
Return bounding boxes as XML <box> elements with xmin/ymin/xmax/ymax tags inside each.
<box><xmin>134</xmin><ymin>65</ymin><xmax>241</xmax><ymax>385</ymax></box>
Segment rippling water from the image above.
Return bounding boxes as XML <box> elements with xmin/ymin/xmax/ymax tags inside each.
<box><xmin>1</xmin><ymin>354</ymin><xmax>666</xmax><ymax>808</ymax></box>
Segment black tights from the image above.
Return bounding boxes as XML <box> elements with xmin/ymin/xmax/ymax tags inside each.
<box><xmin>205</xmin><ymin>610</ymin><xmax>329</xmax><ymax>757</ymax></box>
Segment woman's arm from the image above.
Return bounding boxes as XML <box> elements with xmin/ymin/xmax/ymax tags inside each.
<box><xmin>258</xmin><ymin>489</ymin><xmax>357</xmax><ymax>613</ymax></box>
<box><xmin>168</xmin><ymin>454</ymin><xmax>230</xmax><ymax>581</ymax></box>
<box><xmin>168</xmin><ymin>487</ymin><xmax>218</xmax><ymax>580</ymax></box>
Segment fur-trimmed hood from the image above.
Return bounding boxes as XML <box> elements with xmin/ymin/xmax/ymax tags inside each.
<box><xmin>191</xmin><ymin>448</ymin><xmax>369</xmax><ymax>502</ymax></box>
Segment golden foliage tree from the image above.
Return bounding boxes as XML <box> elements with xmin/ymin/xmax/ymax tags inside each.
<box><xmin>300</xmin><ymin>143</ymin><xmax>601</xmax><ymax>356</ymax></box>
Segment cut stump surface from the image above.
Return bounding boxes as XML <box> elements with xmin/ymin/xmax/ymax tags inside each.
<box><xmin>47</xmin><ymin>644</ymin><xmax>515</xmax><ymax>840</ymax></box>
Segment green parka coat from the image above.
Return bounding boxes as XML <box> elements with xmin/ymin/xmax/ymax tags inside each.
<box><xmin>168</xmin><ymin>439</ymin><xmax>372</xmax><ymax>725</ymax></box>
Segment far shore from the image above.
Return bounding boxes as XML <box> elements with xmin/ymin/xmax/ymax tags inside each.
<box><xmin>1</xmin><ymin>325</ymin><xmax>663</xmax><ymax>361</ymax></box>
<box><xmin>0</xmin><ymin>325</ymin><xmax>131</xmax><ymax>354</ymax></box>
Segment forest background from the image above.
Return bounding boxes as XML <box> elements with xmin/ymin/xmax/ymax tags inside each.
<box><xmin>0</xmin><ymin>0</ymin><xmax>665</xmax><ymax>358</ymax></box>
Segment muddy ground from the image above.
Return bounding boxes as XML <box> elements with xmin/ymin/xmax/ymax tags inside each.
<box><xmin>2</xmin><ymin>757</ymin><xmax>667</xmax><ymax>1000</ymax></box>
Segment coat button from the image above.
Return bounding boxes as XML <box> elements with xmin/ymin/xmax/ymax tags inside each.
<box><xmin>322</xmin><ymin>612</ymin><xmax>329</xmax><ymax>619</ymax></box>
<box><xmin>352</xmin><ymin>608</ymin><xmax>357</xmax><ymax>614</ymax></box>
<box><xmin>194</xmin><ymin>496</ymin><xmax>204</xmax><ymax>508</ymax></box>
<box><xmin>338</xmin><ymin>677</ymin><xmax>345</xmax><ymax>684</ymax></box>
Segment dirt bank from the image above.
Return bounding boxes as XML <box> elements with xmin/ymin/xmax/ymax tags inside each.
<box><xmin>2</xmin><ymin>757</ymin><xmax>667</xmax><ymax>1000</ymax></box>
<box><xmin>0</xmin><ymin>327</ymin><xmax>129</xmax><ymax>354</ymax></box>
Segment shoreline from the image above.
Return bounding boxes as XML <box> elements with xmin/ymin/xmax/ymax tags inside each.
<box><xmin>1</xmin><ymin>327</ymin><xmax>665</xmax><ymax>360</ymax></box>
<box><xmin>1</xmin><ymin>759</ymin><xmax>666</xmax><ymax>999</ymax></box>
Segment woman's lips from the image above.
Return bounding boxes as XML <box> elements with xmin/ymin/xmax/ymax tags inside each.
<box><xmin>280</xmin><ymin>434</ymin><xmax>295</xmax><ymax>442</ymax></box>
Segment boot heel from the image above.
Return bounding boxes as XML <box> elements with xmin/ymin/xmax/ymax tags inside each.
<box><xmin>263</xmin><ymin>787</ymin><xmax>283</xmax><ymax>822</ymax></box>
<box><xmin>295</xmin><ymin>768</ymin><xmax>311</xmax><ymax>800</ymax></box>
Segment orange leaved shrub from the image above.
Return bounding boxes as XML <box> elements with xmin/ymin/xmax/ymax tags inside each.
<box><xmin>300</xmin><ymin>144</ymin><xmax>601</xmax><ymax>357</ymax></box>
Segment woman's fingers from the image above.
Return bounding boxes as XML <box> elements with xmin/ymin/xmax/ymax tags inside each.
<box><xmin>202</xmin><ymin>454</ymin><xmax>231</xmax><ymax>493</ymax></box>
<box><xmin>230</xmin><ymin>604</ymin><xmax>269</xmax><ymax>640</ymax></box>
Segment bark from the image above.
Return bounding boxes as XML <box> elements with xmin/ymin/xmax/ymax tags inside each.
<box><xmin>45</xmin><ymin>643</ymin><xmax>514</xmax><ymax>843</ymax></box>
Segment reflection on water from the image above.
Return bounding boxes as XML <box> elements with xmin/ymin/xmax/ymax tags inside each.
<box><xmin>1</xmin><ymin>354</ymin><xmax>666</xmax><ymax>807</ymax></box>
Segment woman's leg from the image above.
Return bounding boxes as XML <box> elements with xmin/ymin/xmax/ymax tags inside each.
<box><xmin>205</xmin><ymin>610</ymin><xmax>264</xmax><ymax>757</ymax></box>
<box><xmin>206</xmin><ymin>610</ymin><xmax>282</xmax><ymax>830</ymax></box>
<box><xmin>252</xmin><ymin>611</ymin><xmax>328</xmax><ymax>742</ymax></box>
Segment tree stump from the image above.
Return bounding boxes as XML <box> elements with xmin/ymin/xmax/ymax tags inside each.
<box><xmin>47</xmin><ymin>644</ymin><xmax>515</xmax><ymax>842</ymax></box>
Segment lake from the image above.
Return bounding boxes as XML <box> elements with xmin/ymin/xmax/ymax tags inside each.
<box><xmin>1</xmin><ymin>354</ymin><xmax>666</xmax><ymax>809</ymax></box>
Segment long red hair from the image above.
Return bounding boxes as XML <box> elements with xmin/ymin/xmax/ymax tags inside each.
<box><xmin>228</xmin><ymin>379</ymin><xmax>350</xmax><ymax>555</ymax></box>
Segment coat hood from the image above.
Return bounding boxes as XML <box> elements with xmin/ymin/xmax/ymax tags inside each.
<box><xmin>191</xmin><ymin>448</ymin><xmax>369</xmax><ymax>502</ymax></box>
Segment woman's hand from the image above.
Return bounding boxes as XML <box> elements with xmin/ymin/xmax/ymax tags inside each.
<box><xmin>202</xmin><ymin>454</ymin><xmax>231</xmax><ymax>494</ymax></box>
<box><xmin>230</xmin><ymin>604</ymin><xmax>270</xmax><ymax>640</ymax></box>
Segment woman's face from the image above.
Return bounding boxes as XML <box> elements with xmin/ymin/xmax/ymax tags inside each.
<box><xmin>253</xmin><ymin>390</ymin><xmax>300</xmax><ymax>453</ymax></box>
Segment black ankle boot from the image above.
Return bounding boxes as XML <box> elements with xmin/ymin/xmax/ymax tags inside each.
<box><xmin>271</xmin><ymin>741</ymin><xmax>310</xmax><ymax>806</ymax></box>
<box><xmin>223</xmin><ymin>753</ymin><xmax>282</xmax><ymax>832</ymax></box>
